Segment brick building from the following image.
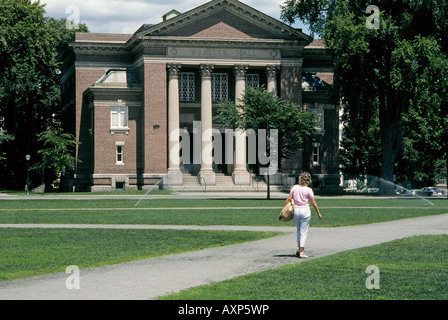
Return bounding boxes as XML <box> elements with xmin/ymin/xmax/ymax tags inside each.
<box><xmin>58</xmin><ymin>0</ymin><xmax>339</xmax><ymax>192</ymax></box>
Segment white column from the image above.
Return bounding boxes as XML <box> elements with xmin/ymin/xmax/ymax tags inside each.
<box><xmin>198</xmin><ymin>64</ymin><xmax>215</xmax><ymax>186</ymax></box>
<box><xmin>167</xmin><ymin>63</ymin><xmax>183</xmax><ymax>185</ymax></box>
<box><xmin>233</xmin><ymin>65</ymin><xmax>251</xmax><ymax>185</ymax></box>
<box><xmin>266</xmin><ymin>65</ymin><xmax>278</xmax><ymax>96</ymax></box>
<box><xmin>266</xmin><ymin>65</ymin><xmax>281</xmax><ymax>185</ymax></box>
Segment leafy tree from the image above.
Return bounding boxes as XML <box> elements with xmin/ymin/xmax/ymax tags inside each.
<box><xmin>218</xmin><ymin>85</ymin><xmax>317</xmax><ymax>166</ymax></box>
<box><xmin>46</xmin><ymin>16</ymin><xmax>89</xmax><ymax>53</ymax></box>
<box><xmin>393</xmin><ymin>37</ymin><xmax>448</xmax><ymax>188</ymax></box>
<box><xmin>339</xmin><ymin>106</ymin><xmax>381</xmax><ymax>178</ymax></box>
<box><xmin>218</xmin><ymin>86</ymin><xmax>317</xmax><ymax>199</ymax></box>
<box><xmin>0</xmin><ymin>129</ymin><xmax>14</xmax><ymax>161</ymax></box>
<box><xmin>0</xmin><ymin>0</ymin><xmax>88</xmax><ymax>189</ymax></box>
<box><xmin>281</xmin><ymin>0</ymin><xmax>448</xmax><ymax>193</ymax></box>
<box><xmin>30</xmin><ymin>128</ymin><xmax>79</xmax><ymax>191</ymax></box>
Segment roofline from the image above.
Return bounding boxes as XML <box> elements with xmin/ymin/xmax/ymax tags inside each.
<box><xmin>130</xmin><ymin>0</ymin><xmax>312</xmax><ymax>43</ymax></box>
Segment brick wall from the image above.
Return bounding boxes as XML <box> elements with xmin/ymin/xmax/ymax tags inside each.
<box><xmin>93</xmin><ymin>104</ymin><xmax>140</xmax><ymax>174</ymax></box>
<box><xmin>142</xmin><ymin>63</ymin><xmax>168</xmax><ymax>174</ymax></box>
<box><xmin>280</xmin><ymin>65</ymin><xmax>302</xmax><ymax>104</ymax></box>
<box><xmin>75</xmin><ymin>68</ymin><xmax>108</xmax><ymax>175</ymax></box>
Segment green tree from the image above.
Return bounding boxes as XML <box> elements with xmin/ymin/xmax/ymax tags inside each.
<box><xmin>281</xmin><ymin>0</ymin><xmax>448</xmax><ymax>194</ymax></box>
<box><xmin>218</xmin><ymin>86</ymin><xmax>317</xmax><ymax>161</ymax></box>
<box><xmin>0</xmin><ymin>129</ymin><xmax>14</xmax><ymax>162</ymax></box>
<box><xmin>393</xmin><ymin>37</ymin><xmax>448</xmax><ymax>189</ymax></box>
<box><xmin>218</xmin><ymin>86</ymin><xmax>317</xmax><ymax>199</ymax></box>
<box><xmin>339</xmin><ymin>105</ymin><xmax>381</xmax><ymax>178</ymax></box>
<box><xmin>0</xmin><ymin>0</ymin><xmax>88</xmax><ymax>188</ymax></box>
<box><xmin>30</xmin><ymin>128</ymin><xmax>79</xmax><ymax>191</ymax></box>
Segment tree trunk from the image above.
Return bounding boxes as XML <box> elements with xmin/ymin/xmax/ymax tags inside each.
<box><xmin>379</xmin><ymin>89</ymin><xmax>406</xmax><ymax>195</ymax></box>
<box><xmin>380</xmin><ymin>122</ymin><xmax>396</xmax><ymax>195</ymax></box>
<box><xmin>442</xmin><ymin>100</ymin><xmax>448</xmax><ymax>200</ymax></box>
<box><xmin>446</xmin><ymin>146</ymin><xmax>448</xmax><ymax>200</ymax></box>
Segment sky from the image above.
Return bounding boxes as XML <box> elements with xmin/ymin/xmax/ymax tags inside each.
<box><xmin>38</xmin><ymin>0</ymin><xmax>310</xmax><ymax>35</ymax></box>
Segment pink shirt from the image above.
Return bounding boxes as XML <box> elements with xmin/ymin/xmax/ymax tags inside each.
<box><xmin>290</xmin><ymin>184</ymin><xmax>314</xmax><ymax>207</ymax></box>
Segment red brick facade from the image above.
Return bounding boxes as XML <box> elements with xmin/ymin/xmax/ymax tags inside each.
<box><xmin>142</xmin><ymin>63</ymin><xmax>168</xmax><ymax>174</ymax></box>
<box><xmin>58</xmin><ymin>0</ymin><xmax>340</xmax><ymax>191</ymax></box>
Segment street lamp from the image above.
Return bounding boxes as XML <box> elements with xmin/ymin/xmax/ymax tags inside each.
<box><xmin>25</xmin><ymin>154</ymin><xmax>30</xmax><ymax>195</ymax></box>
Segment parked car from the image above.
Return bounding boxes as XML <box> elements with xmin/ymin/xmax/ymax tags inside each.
<box><xmin>360</xmin><ymin>188</ymin><xmax>379</xmax><ymax>194</ymax></box>
<box><xmin>407</xmin><ymin>189</ymin><xmax>420</xmax><ymax>195</ymax></box>
<box><xmin>407</xmin><ymin>189</ymin><xmax>431</xmax><ymax>197</ymax></box>
<box><xmin>421</xmin><ymin>187</ymin><xmax>443</xmax><ymax>196</ymax></box>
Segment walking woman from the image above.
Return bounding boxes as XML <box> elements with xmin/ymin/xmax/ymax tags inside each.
<box><xmin>285</xmin><ymin>172</ymin><xmax>322</xmax><ymax>258</ymax></box>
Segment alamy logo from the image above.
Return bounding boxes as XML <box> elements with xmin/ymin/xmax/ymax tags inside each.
<box><xmin>365</xmin><ymin>265</ymin><xmax>380</xmax><ymax>289</ymax></box>
<box><xmin>66</xmin><ymin>5</ymin><xmax>80</xmax><ymax>30</ymax></box>
<box><xmin>65</xmin><ymin>265</ymin><xmax>80</xmax><ymax>290</ymax></box>
<box><xmin>170</xmin><ymin>121</ymin><xmax>278</xmax><ymax>175</ymax></box>
<box><xmin>366</xmin><ymin>5</ymin><xmax>380</xmax><ymax>30</ymax></box>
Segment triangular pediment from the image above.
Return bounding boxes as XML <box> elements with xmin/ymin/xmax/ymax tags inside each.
<box><xmin>134</xmin><ymin>0</ymin><xmax>311</xmax><ymax>43</ymax></box>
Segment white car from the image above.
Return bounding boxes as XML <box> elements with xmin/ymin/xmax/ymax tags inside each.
<box><xmin>421</xmin><ymin>187</ymin><xmax>443</xmax><ymax>196</ymax></box>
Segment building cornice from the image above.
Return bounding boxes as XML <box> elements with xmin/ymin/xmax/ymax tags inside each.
<box><xmin>128</xmin><ymin>36</ymin><xmax>305</xmax><ymax>56</ymax></box>
<box><xmin>69</xmin><ymin>42</ymin><xmax>128</xmax><ymax>56</ymax></box>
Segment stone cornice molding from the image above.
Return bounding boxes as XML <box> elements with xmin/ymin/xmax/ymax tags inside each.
<box><xmin>70</xmin><ymin>43</ymin><xmax>128</xmax><ymax>56</ymax></box>
<box><xmin>85</xmin><ymin>86</ymin><xmax>143</xmax><ymax>106</ymax></box>
<box><xmin>128</xmin><ymin>36</ymin><xmax>305</xmax><ymax>56</ymax></box>
<box><xmin>141</xmin><ymin>36</ymin><xmax>301</xmax><ymax>47</ymax></box>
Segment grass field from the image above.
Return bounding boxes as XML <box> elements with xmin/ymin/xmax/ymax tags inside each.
<box><xmin>0</xmin><ymin>197</ymin><xmax>447</xmax><ymax>227</ymax></box>
<box><xmin>160</xmin><ymin>235</ymin><xmax>448</xmax><ymax>300</ymax></box>
<box><xmin>0</xmin><ymin>196</ymin><xmax>447</xmax><ymax>300</ymax></box>
<box><xmin>0</xmin><ymin>228</ymin><xmax>282</xmax><ymax>280</ymax></box>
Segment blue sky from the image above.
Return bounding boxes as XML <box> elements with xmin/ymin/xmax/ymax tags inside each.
<box><xmin>38</xmin><ymin>0</ymin><xmax>310</xmax><ymax>35</ymax></box>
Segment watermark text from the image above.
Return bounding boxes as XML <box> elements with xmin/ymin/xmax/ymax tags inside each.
<box><xmin>65</xmin><ymin>265</ymin><xmax>80</xmax><ymax>290</ymax></box>
<box><xmin>365</xmin><ymin>265</ymin><xmax>380</xmax><ymax>289</ymax></box>
<box><xmin>366</xmin><ymin>5</ymin><xmax>380</xmax><ymax>30</ymax></box>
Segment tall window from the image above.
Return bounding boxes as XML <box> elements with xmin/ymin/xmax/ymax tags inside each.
<box><xmin>116</xmin><ymin>144</ymin><xmax>124</xmax><ymax>164</ymax></box>
<box><xmin>212</xmin><ymin>73</ymin><xmax>228</xmax><ymax>101</ymax></box>
<box><xmin>179</xmin><ymin>72</ymin><xmax>195</xmax><ymax>101</ymax></box>
<box><xmin>111</xmin><ymin>106</ymin><xmax>128</xmax><ymax>129</ymax></box>
<box><xmin>310</xmin><ymin>108</ymin><xmax>324</xmax><ymax>133</ymax></box>
<box><xmin>246</xmin><ymin>73</ymin><xmax>259</xmax><ymax>88</ymax></box>
<box><xmin>312</xmin><ymin>143</ymin><xmax>320</xmax><ymax>165</ymax></box>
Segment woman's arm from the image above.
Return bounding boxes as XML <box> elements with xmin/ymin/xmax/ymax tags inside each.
<box><xmin>285</xmin><ymin>194</ymin><xmax>293</xmax><ymax>206</ymax></box>
<box><xmin>310</xmin><ymin>198</ymin><xmax>322</xmax><ymax>220</ymax></box>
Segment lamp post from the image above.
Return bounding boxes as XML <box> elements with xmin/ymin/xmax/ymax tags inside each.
<box><xmin>25</xmin><ymin>154</ymin><xmax>30</xmax><ymax>195</ymax></box>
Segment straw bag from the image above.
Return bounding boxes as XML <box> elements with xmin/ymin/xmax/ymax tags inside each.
<box><xmin>279</xmin><ymin>198</ymin><xmax>295</xmax><ymax>221</ymax></box>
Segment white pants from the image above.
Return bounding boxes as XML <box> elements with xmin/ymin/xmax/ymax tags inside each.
<box><xmin>292</xmin><ymin>206</ymin><xmax>311</xmax><ymax>247</ymax></box>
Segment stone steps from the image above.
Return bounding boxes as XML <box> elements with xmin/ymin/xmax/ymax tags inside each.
<box><xmin>169</xmin><ymin>173</ymin><xmax>285</xmax><ymax>192</ymax></box>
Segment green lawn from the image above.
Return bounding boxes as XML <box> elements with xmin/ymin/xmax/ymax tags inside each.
<box><xmin>0</xmin><ymin>198</ymin><xmax>447</xmax><ymax>227</ymax></box>
<box><xmin>0</xmin><ymin>197</ymin><xmax>446</xmax><ymax>208</ymax></box>
<box><xmin>1</xmin><ymin>196</ymin><xmax>447</xmax><ymax>291</ymax></box>
<box><xmin>160</xmin><ymin>235</ymin><xmax>448</xmax><ymax>300</ymax></box>
<box><xmin>0</xmin><ymin>228</ymin><xmax>282</xmax><ymax>281</ymax></box>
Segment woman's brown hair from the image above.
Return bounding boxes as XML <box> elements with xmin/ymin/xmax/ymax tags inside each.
<box><xmin>299</xmin><ymin>172</ymin><xmax>312</xmax><ymax>186</ymax></box>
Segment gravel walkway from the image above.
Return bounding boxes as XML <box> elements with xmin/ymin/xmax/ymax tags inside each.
<box><xmin>0</xmin><ymin>213</ymin><xmax>447</xmax><ymax>300</ymax></box>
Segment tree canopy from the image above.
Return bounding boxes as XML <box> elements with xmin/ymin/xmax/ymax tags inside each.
<box><xmin>218</xmin><ymin>85</ymin><xmax>317</xmax><ymax>163</ymax></box>
<box><xmin>281</xmin><ymin>0</ymin><xmax>448</xmax><ymax>192</ymax></box>
<box><xmin>0</xmin><ymin>0</ymin><xmax>88</xmax><ymax>189</ymax></box>
<box><xmin>30</xmin><ymin>128</ymin><xmax>79</xmax><ymax>190</ymax></box>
